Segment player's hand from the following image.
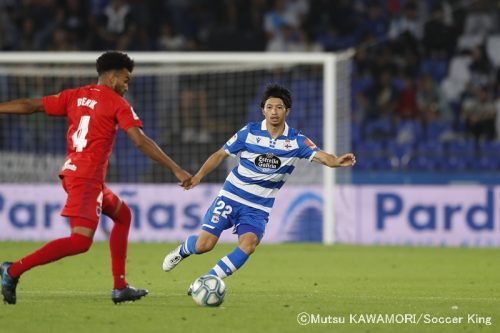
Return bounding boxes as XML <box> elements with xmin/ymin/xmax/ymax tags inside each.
<box><xmin>185</xmin><ymin>174</ymin><xmax>202</xmax><ymax>190</ymax></box>
<box><xmin>336</xmin><ymin>153</ymin><xmax>356</xmax><ymax>167</ymax></box>
<box><xmin>175</xmin><ymin>169</ymin><xmax>192</xmax><ymax>187</ymax></box>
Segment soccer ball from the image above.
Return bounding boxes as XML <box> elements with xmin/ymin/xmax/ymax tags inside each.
<box><xmin>191</xmin><ymin>275</ymin><xmax>226</xmax><ymax>307</ymax></box>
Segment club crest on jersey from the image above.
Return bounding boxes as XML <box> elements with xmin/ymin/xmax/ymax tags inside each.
<box><xmin>226</xmin><ymin>133</ymin><xmax>237</xmax><ymax>146</ymax></box>
<box><xmin>96</xmin><ymin>191</ymin><xmax>103</xmax><ymax>217</ymax></box>
<box><xmin>255</xmin><ymin>152</ymin><xmax>281</xmax><ymax>173</ymax></box>
<box><xmin>211</xmin><ymin>213</ymin><xmax>220</xmax><ymax>223</ymax></box>
<box><xmin>284</xmin><ymin>139</ymin><xmax>292</xmax><ymax>149</ymax></box>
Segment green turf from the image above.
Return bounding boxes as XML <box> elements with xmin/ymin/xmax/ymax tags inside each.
<box><xmin>0</xmin><ymin>242</ymin><xmax>498</xmax><ymax>333</ymax></box>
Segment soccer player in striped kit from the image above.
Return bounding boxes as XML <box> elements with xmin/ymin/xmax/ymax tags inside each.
<box><xmin>0</xmin><ymin>51</ymin><xmax>191</xmax><ymax>304</ymax></box>
<box><xmin>163</xmin><ymin>83</ymin><xmax>355</xmax><ymax>288</ymax></box>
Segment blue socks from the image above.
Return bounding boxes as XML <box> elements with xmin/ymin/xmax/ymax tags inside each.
<box><xmin>179</xmin><ymin>235</ymin><xmax>198</xmax><ymax>258</ymax></box>
<box><xmin>208</xmin><ymin>247</ymin><xmax>249</xmax><ymax>279</ymax></box>
<box><xmin>178</xmin><ymin>237</ymin><xmax>250</xmax><ymax>279</ymax></box>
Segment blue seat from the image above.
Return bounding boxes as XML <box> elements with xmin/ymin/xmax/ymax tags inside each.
<box><xmin>445</xmin><ymin>140</ymin><xmax>476</xmax><ymax>170</ymax></box>
<box><xmin>475</xmin><ymin>155</ymin><xmax>499</xmax><ymax>170</ymax></box>
<box><xmin>408</xmin><ymin>156</ymin><xmax>440</xmax><ymax>170</ymax></box>
<box><xmin>364</xmin><ymin>118</ymin><xmax>394</xmax><ymax>140</ymax></box>
<box><xmin>420</xmin><ymin>58</ymin><xmax>449</xmax><ymax>82</ymax></box>
<box><xmin>480</xmin><ymin>141</ymin><xmax>500</xmax><ymax>154</ymax></box>
<box><xmin>425</xmin><ymin>120</ymin><xmax>452</xmax><ymax>142</ymax></box>
<box><xmin>387</xmin><ymin>142</ymin><xmax>414</xmax><ymax>169</ymax></box>
<box><xmin>447</xmin><ymin>140</ymin><xmax>475</xmax><ymax>154</ymax></box>
<box><xmin>396</xmin><ymin>120</ymin><xmax>423</xmax><ymax>144</ymax></box>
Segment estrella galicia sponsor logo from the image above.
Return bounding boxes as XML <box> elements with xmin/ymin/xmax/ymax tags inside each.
<box><xmin>254</xmin><ymin>153</ymin><xmax>281</xmax><ymax>173</ymax></box>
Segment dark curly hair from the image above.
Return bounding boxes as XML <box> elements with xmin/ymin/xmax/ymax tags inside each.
<box><xmin>96</xmin><ymin>51</ymin><xmax>134</xmax><ymax>75</ymax></box>
<box><xmin>260</xmin><ymin>83</ymin><xmax>292</xmax><ymax>109</ymax></box>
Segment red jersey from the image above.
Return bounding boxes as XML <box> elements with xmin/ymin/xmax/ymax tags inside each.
<box><xmin>42</xmin><ymin>84</ymin><xmax>143</xmax><ymax>182</ymax></box>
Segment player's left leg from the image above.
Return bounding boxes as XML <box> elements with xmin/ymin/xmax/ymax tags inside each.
<box><xmin>102</xmin><ymin>186</ymin><xmax>148</xmax><ymax>304</ymax></box>
<box><xmin>206</xmin><ymin>224</ymin><xmax>263</xmax><ymax>279</ymax></box>
<box><xmin>205</xmin><ymin>203</ymin><xmax>267</xmax><ymax>279</ymax></box>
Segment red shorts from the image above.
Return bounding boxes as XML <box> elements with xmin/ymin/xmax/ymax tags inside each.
<box><xmin>61</xmin><ymin>176</ymin><xmax>121</xmax><ymax>229</ymax></box>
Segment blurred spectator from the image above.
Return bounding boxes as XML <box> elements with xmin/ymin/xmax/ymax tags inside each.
<box><xmin>422</xmin><ymin>5</ymin><xmax>457</xmax><ymax>57</ymax></box>
<box><xmin>356</xmin><ymin>1</ymin><xmax>388</xmax><ymax>43</ymax></box>
<box><xmin>205</xmin><ymin>0</ymin><xmax>266</xmax><ymax>51</ymax></box>
<box><xmin>48</xmin><ymin>28</ymin><xmax>76</xmax><ymax>51</ymax></box>
<box><xmin>467</xmin><ymin>44</ymin><xmax>495</xmax><ymax>93</ymax></box>
<box><xmin>462</xmin><ymin>85</ymin><xmax>496</xmax><ymax>142</ymax></box>
<box><xmin>266</xmin><ymin>23</ymin><xmax>321</xmax><ymax>52</ymax></box>
<box><xmin>0</xmin><ymin>4</ymin><xmax>20</xmax><ymax>50</ymax></box>
<box><xmin>388</xmin><ymin>1</ymin><xmax>423</xmax><ymax>41</ymax></box>
<box><xmin>395</xmin><ymin>76</ymin><xmax>418</xmax><ymax>121</ymax></box>
<box><xmin>63</xmin><ymin>0</ymin><xmax>90</xmax><ymax>48</ymax></box>
<box><xmin>94</xmin><ymin>0</ymin><xmax>135</xmax><ymax>50</ymax></box>
<box><xmin>417</xmin><ymin>74</ymin><xmax>453</xmax><ymax>124</ymax></box>
<box><xmin>264</xmin><ymin>0</ymin><xmax>289</xmax><ymax>40</ymax></box>
<box><xmin>361</xmin><ymin>70</ymin><xmax>399</xmax><ymax>123</ymax></box>
<box><xmin>157</xmin><ymin>22</ymin><xmax>192</xmax><ymax>51</ymax></box>
<box><xmin>180</xmin><ymin>77</ymin><xmax>212</xmax><ymax>144</ymax></box>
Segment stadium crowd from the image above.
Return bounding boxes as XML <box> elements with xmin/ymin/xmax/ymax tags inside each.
<box><xmin>1</xmin><ymin>0</ymin><xmax>500</xmax><ymax>172</ymax></box>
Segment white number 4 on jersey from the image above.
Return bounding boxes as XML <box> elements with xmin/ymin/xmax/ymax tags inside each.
<box><xmin>72</xmin><ymin>115</ymin><xmax>90</xmax><ymax>152</ymax></box>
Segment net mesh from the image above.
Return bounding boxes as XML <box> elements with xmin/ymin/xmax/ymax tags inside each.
<box><xmin>0</xmin><ymin>57</ymin><xmax>350</xmax><ymax>185</ymax></box>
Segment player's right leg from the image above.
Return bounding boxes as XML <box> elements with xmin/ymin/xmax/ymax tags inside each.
<box><xmin>102</xmin><ymin>186</ymin><xmax>148</xmax><ymax>304</ymax></box>
<box><xmin>162</xmin><ymin>196</ymin><xmax>231</xmax><ymax>272</ymax></box>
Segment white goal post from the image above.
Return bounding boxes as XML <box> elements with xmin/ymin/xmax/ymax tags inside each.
<box><xmin>0</xmin><ymin>52</ymin><xmax>352</xmax><ymax>244</ymax></box>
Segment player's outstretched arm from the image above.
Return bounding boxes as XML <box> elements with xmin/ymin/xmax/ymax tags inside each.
<box><xmin>312</xmin><ymin>150</ymin><xmax>356</xmax><ymax>168</ymax></box>
<box><xmin>186</xmin><ymin>148</ymin><xmax>229</xmax><ymax>190</ymax></box>
<box><xmin>126</xmin><ymin>126</ymin><xmax>191</xmax><ymax>185</ymax></box>
<box><xmin>0</xmin><ymin>98</ymin><xmax>44</xmax><ymax>114</ymax></box>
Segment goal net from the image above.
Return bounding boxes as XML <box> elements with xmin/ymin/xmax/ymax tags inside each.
<box><xmin>0</xmin><ymin>52</ymin><xmax>352</xmax><ymax>243</ymax></box>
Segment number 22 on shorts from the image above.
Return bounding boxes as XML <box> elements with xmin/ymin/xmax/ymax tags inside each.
<box><xmin>211</xmin><ymin>200</ymin><xmax>232</xmax><ymax>223</ymax></box>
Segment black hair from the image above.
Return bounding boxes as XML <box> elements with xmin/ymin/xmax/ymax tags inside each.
<box><xmin>96</xmin><ymin>51</ymin><xmax>134</xmax><ymax>75</ymax></box>
<box><xmin>260</xmin><ymin>83</ymin><xmax>292</xmax><ymax>109</ymax></box>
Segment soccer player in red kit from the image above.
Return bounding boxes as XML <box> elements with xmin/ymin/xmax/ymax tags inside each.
<box><xmin>0</xmin><ymin>51</ymin><xmax>191</xmax><ymax>304</ymax></box>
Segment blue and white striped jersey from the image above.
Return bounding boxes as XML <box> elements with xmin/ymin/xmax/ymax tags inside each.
<box><xmin>220</xmin><ymin>120</ymin><xmax>319</xmax><ymax>213</ymax></box>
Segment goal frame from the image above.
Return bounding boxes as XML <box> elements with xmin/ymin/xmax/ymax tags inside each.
<box><xmin>0</xmin><ymin>51</ymin><xmax>348</xmax><ymax>244</ymax></box>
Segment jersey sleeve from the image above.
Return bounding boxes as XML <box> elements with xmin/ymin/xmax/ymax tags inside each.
<box><xmin>116</xmin><ymin>102</ymin><xmax>143</xmax><ymax>131</ymax></box>
<box><xmin>223</xmin><ymin>125</ymin><xmax>249</xmax><ymax>156</ymax></box>
<box><xmin>296</xmin><ymin>134</ymin><xmax>319</xmax><ymax>161</ymax></box>
<box><xmin>42</xmin><ymin>90</ymin><xmax>71</xmax><ymax>116</ymax></box>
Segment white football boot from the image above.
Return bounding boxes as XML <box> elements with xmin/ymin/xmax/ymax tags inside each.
<box><xmin>162</xmin><ymin>245</ymin><xmax>184</xmax><ymax>272</ymax></box>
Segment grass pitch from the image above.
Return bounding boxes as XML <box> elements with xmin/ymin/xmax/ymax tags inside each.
<box><xmin>0</xmin><ymin>242</ymin><xmax>498</xmax><ymax>333</ymax></box>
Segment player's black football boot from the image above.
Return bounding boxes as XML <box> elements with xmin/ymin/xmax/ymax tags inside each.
<box><xmin>1</xmin><ymin>262</ymin><xmax>19</xmax><ymax>305</ymax></box>
<box><xmin>111</xmin><ymin>284</ymin><xmax>148</xmax><ymax>304</ymax></box>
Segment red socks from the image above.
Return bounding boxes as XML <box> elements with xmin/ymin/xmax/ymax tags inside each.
<box><xmin>109</xmin><ymin>202</ymin><xmax>132</xmax><ymax>289</ymax></box>
<box><xmin>8</xmin><ymin>232</ymin><xmax>92</xmax><ymax>278</ymax></box>
<box><xmin>8</xmin><ymin>204</ymin><xmax>132</xmax><ymax>291</ymax></box>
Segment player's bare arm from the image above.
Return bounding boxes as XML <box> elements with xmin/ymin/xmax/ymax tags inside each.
<box><xmin>186</xmin><ymin>148</ymin><xmax>230</xmax><ymax>190</ymax></box>
<box><xmin>312</xmin><ymin>150</ymin><xmax>356</xmax><ymax>168</ymax></box>
<box><xmin>126</xmin><ymin>126</ymin><xmax>191</xmax><ymax>185</ymax></box>
<box><xmin>0</xmin><ymin>98</ymin><xmax>45</xmax><ymax>114</ymax></box>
